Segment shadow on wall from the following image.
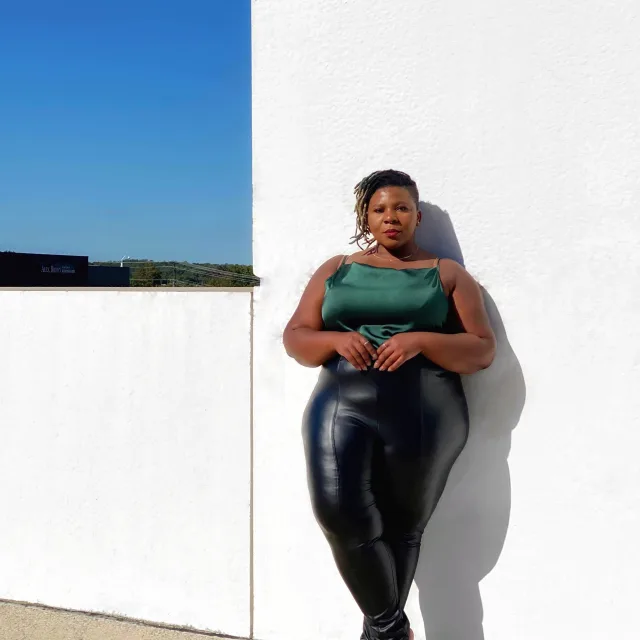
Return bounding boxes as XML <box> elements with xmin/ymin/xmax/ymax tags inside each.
<box><xmin>418</xmin><ymin>202</ymin><xmax>466</xmax><ymax>267</ymax></box>
<box><xmin>414</xmin><ymin>202</ymin><xmax>526</xmax><ymax>640</ymax></box>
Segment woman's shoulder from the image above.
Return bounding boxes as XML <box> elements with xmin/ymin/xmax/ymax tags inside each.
<box><xmin>437</xmin><ymin>257</ymin><xmax>466</xmax><ymax>273</ymax></box>
<box><xmin>436</xmin><ymin>258</ymin><xmax>471</xmax><ymax>295</ymax></box>
<box><xmin>316</xmin><ymin>250</ymin><xmax>367</xmax><ymax>272</ymax></box>
<box><xmin>310</xmin><ymin>254</ymin><xmax>349</xmax><ymax>281</ymax></box>
<box><xmin>343</xmin><ymin>249</ymin><xmax>371</xmax><ymax>264</ymax></box>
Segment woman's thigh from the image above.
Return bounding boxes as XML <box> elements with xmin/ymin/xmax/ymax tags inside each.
<box><xmin>302</xmin><ymin>369</ymin><xmax>382</xmax><ymax>541</ymax></box>
<box><xmin>375</xmin><ymin>368</ymin><xmax>470</xmax><ymax>532</ymax></box>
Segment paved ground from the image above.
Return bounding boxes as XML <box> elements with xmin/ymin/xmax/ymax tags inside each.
<box><xmin>0</xmin><ymin>601</ymin><xmax>232</xmax><ymax>640</ymax></box>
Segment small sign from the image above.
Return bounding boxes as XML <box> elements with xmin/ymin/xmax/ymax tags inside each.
<box><xmin>41</xmin><ymin>263</ymin><xmax>76</xmax><ymax>275</ymax></box>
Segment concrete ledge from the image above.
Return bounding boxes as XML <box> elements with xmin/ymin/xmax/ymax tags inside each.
<box><xmin>0</xmin><ymin>601</ymin><xmax>239</xmax><ymax>640</ymax></box>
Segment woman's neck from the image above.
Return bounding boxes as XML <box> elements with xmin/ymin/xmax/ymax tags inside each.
<box><xmin>374</xmin><ymin>240</ymin><xmax>419</xmax><ymax>261</ymax></box>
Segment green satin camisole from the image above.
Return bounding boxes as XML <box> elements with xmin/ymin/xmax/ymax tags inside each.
<box><xmin>321</xmin><ymin>261</ymin><xmax>449</xmax><ymax>348</ymax></box>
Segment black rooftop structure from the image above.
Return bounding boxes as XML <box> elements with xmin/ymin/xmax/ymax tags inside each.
<box><xmin>0</xmin><ymin>252</ymin><xmax>129</xmax><ymax>287</ymax></box>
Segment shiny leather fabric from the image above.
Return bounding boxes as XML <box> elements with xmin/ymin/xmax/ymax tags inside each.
<box><xmin>302</xmin><ymin>355</ymin><xmax>469</xmax><ymax>639</ymax></box>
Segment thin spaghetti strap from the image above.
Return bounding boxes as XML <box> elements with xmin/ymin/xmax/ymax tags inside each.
<box><xmin>435</xmin><ymin>256</ymin><xmax>441</xmax><ymax>268</ymax></box>
<box><xmin>339</xmin><ymin>254</ymin><xmax>349</xmax><ymax>268</ymax></box>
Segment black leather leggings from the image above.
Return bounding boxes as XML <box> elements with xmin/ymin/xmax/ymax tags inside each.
<box><xmin>302</xmin><ymin>355</ymin><xmax>469</xmax><ymax>640</ymax></box>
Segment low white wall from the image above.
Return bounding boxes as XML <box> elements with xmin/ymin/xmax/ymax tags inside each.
<box><xmin>0</xmin><ymin>289</ymin><xmax>252</xmax><ymax>638</ymax></box>
<box><xmin>252</xmin><ymin>1</ymin><xmax>640</xmax><ymax>640</ymax></box>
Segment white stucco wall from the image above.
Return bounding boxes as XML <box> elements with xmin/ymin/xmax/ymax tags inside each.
<box><xmin>252</xmin><ymin>2</ymin><xmax>640</xmax><ymax>640</ymax></box>
<box><xmin>0</xmin><ymin>290</ymin><xmax>252</xmax><ymax>638</ymax></box>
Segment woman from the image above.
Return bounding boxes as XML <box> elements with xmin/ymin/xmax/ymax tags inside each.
<box><xmin>283</xmin><ymin>170</ymin><xmax>496</xmax><ymax>640</ymax></box>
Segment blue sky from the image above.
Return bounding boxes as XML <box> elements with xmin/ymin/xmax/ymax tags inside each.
<box><xmin>0</xmin><ymin>1</ymin><xmax>251</xmax><ymax>264</ymax></box>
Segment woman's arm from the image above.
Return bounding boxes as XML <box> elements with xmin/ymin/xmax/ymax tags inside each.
<box><xmin>282</xmin><ymin>256</ymin><xmax>348</xmax><ymax>367</ymax></box>
<box><xmin>284</xmin><ymin>256</ymin><xmax>379</xmax><ymax>368</ymax></box>
<box><xmin>419</xmin><ymin>260</ymin><xmax>496</xmax><ymax>373</ymax></box>
<box><xmin>283</xmin><ymin>256</ymin><xmax>342</xmax><ymax>367</ymax></box>
<box><xmin>375</xmin><ymin>259</ymin><xmax>496</xmax><ymax>374</ymax></box>
<box><xmin>417</xmin><ymin>332</ymin><xmax>494</xmax><ymax>374</ymax></box>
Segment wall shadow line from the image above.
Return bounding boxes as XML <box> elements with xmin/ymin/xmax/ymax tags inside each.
<box><xmin>412</xmin><ymin>202</ymin><xmax>526</xmax><ymax>640</ymax></box>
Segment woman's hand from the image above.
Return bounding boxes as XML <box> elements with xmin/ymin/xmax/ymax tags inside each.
<box><xmin>374</xmin><ymin>333</ymin><xmax>423</xmax><ymax>372</ymax></box>
<box><xmin>333</xmin><ymin>332</ymin><xmax>378</xmax><ymax>371</ymax></box>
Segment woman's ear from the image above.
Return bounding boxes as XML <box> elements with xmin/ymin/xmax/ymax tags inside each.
<box><xmin>416</xmin><ymin>210</ymin><xmax>422</xmax><ymax>226</ymax></box>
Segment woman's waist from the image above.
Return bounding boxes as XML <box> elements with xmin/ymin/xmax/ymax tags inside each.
<box><xmin>315</xmin><ymin>355</ymin><xmax>464</xmax><ymax>411</ymax></box>
<box><xmin>322</xmin><ymin>353</ymin><xmax>455</xmax><ymax>377</ymax></box>
<box><xmin>328</xmin><ymin>324</ymin><xmax>451</xmax><ymax>346</ymax></box>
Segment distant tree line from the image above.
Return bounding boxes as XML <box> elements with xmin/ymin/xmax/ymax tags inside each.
<box><xmin>89</xmin><ymin>260</ymin><xmax>259</xmax><ymax>287</ymax></box>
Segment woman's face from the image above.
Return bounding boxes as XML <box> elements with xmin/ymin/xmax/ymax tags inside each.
<box><xmin>367</xmin><ymin>186</ymin><xmax>421</xmax><ymax>250</ymax></box>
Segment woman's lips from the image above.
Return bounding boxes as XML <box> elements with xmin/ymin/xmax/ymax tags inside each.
<box><xmin>384</xmin><ymin>230</ymin><xmax>400</xmax><ymax>237</ymax></box>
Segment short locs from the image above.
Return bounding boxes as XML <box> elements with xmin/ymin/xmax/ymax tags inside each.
<box><xmin>351</xmin><ymin>169</ymin><xmax>420</xmax><ymax>248</ymax></box>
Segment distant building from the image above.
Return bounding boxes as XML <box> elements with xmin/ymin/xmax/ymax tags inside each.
<box><xmin>0</xmin><ymin>252</ymin><xmax>130</xmax><ymax>287</ymax></box>
<box><xmin>88</xmin><ymin>265</ymin><xmax>131</xmax><ymax>287</ymax></box>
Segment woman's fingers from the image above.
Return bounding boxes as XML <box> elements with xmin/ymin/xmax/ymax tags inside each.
<box><xmin>377</xmin><ymin>341</ymin><xmax>390</xmax><ymax>354</ymax></box>
<box><xmin>378</xmin><ymin>350</ymin><xmax>399</xmax><ymax>371</ymax></box>
<box><xmin>348</xmin><ymin>345</ymin><xmax>369</xmax><ymax>370</ymax></box>
<box><xmin>344</xmin><ymin>353</ymin><xmax>362</xmax><ymax>370</ymax></box>
<box><xmin>353</xmin><ymin>340</ymin><xmax>374</xmax><ymax>366</ymax></box>
<box><xmin>362</xmin><ymin>339</ymin><xmax>377</xmax><ymax>360</ymax></box>
<box><xmin>343</xmin><ymin>336</ymin><xmax>406</xmax><ymax>371</ymax></box>
<box><xmin>383</xmin><ymin>354</ymin><xmax>406</xmax><ymax>372</ymax></box>
<box><xmin>375</xmin><ymin>344</ymin><xmax>394</xmax><ymax>369</ymax></box>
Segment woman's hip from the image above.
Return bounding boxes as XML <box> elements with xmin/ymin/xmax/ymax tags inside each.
<box><xmin>303</xmin><ymin>355</ymin><xmax>469</xmax><ymax>438</ymax></box>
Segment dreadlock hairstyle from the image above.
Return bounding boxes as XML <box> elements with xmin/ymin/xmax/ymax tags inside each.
<box><xmin>351</xmin><ymin>169</ymin><xmax>420</xmax><ymax>249</ymax></box>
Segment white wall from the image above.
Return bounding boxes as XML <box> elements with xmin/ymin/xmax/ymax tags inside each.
<box><xmin>0</xmin><ymin>289</ymin><xmax>252</xmax><ymax>638</ymax></box>
<box><xmin>252</xmin><ymin>2</ymin><xmax>640</xmax><ymax>640</ymax></box>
